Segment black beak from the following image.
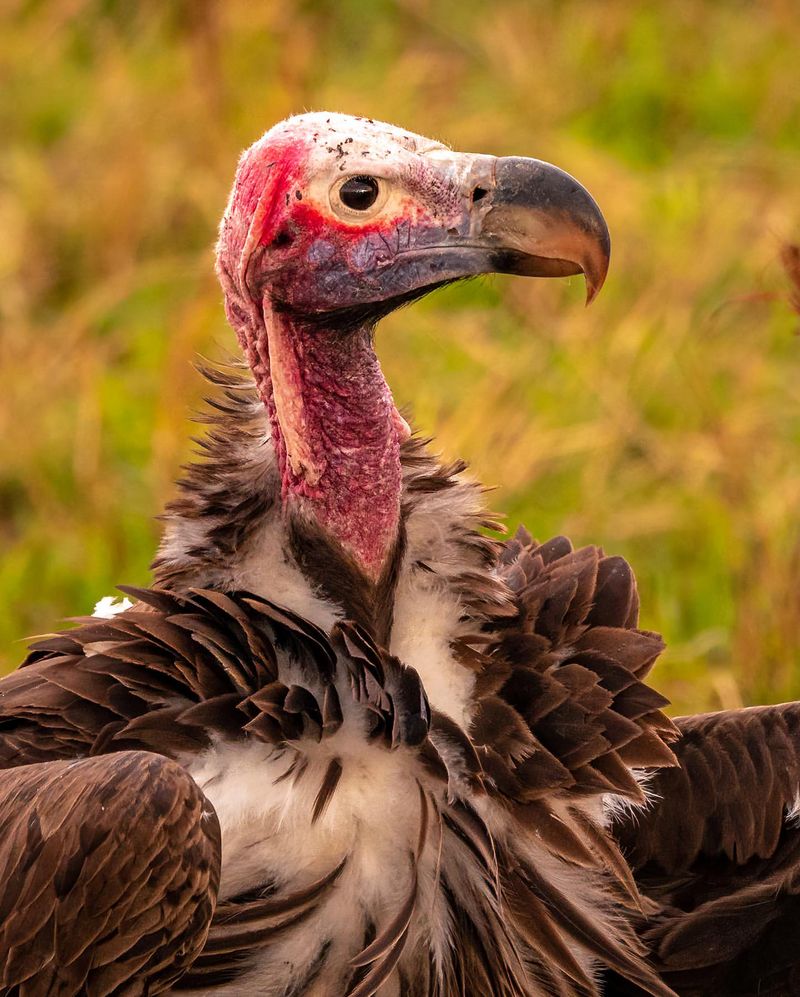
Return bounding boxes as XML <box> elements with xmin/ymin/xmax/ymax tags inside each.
<box><xmin>474</xmin><ymin>157</ymin><xmax>611</xmax><ymax>304</ymax></box>
<box><xmin>272</xmin><ymin>150</ymin><xmax>611</xmax><ymax>322</ymax></box>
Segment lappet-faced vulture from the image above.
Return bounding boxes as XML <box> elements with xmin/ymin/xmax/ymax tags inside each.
<box><xmin>1</xmin><ymin>113</ymin><xmax>798</xmax><ymax>997</ymax></box>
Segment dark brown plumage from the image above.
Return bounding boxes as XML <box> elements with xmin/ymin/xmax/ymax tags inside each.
<box><xmin>7</xmin><ymin>110</ymin><xmax>796</xmax><ymax>997</ymax></box>
<box><xmin>605</xmin><ymin>704</ymin><xmax>800</xmax><ymax>996</ymax></box>
<box><xmin>0</xmin><ymin>751</ymin><xmax>220</xmax><ymax>994</ymax></box>
<box><xmin>1</xmin><ymin>531</ymin><xmax>677</xmax><ymax>995</ymax></box>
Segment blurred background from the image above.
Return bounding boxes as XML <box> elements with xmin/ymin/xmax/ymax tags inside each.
<box><xmin>1</xmin><ymin>0</ymin><xmax>798</xmax><ymax>712</ymax></box>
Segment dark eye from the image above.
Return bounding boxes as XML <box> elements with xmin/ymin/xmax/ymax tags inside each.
<box><xmin>339</xmin><ymin>175</ymin><xmax>380</xmax><ymax>211</ymax></box>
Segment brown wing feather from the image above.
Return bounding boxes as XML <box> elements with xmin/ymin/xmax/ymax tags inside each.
<box><xmin>608</xmin><ymin>703</ymin><xmax>800</xmax><ymax>995</ymax></box>
<box><xmin>0</xmin><ymin>529</ymin><xmax>681</xmax><ymax>995</ymax></box>
<box><xmin>0</xmin><ymin>750</ymin><xmax>220</xmax><ymax>995</ymax></box>
<box><xmin>451</xmin><ymin>529</ymin><xmax>681</xmax><ymax>997</ymax></box>
<box><xmin>0</xmin><ymin>587</ymin><xmax>339</xmax><ymax>771</ymax></box>
<box><xmin>484</xmin><ymin>530</ymin><xmax>678</xmax><ymax>808</ymax></box>
<box><xmin>617</xmin><ymin>703</ymin><xmax>800</xmax><ymax>871</ymax></box>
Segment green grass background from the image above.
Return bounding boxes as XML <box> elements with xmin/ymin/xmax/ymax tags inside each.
<box><xmin>1</xmin><ymin>0</ymin><xmax>798</xmax><ymax>713</ymax></box>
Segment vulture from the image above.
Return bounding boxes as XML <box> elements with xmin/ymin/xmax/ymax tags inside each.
<box><xmin>0</xmin><ymin>112</ymin><xmax>798</xmax><ymax>997</ymax></box>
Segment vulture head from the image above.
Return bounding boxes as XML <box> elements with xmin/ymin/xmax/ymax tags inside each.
<box><xmin>216</xmin><ymin>113</ymin><xmax>610</xmax><ymax>580</ymax></box>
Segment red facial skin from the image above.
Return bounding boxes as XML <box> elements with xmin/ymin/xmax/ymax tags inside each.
<box><xmin>215</xmin><ymin>115</ymin><xmax>609</xmax><ymax>581</ymax></box>
<box><xmin>236</xmin><ymin>301</ymin><xmax>405</xmax><ymax>580</ymax></box>
<box><xmin>216</xmin><ymin>127</ymin><xmax>443</xmax><ymax>580</ymax></box>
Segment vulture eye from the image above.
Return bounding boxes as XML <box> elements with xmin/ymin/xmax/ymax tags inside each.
<box><xmin>339</xmin><ymin>176</ymin><xmax>380</xmax><ymax>211</ymax></box>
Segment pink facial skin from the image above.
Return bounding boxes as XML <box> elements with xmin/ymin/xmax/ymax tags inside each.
<box><xmin>215</xmin><ymin>114</ymin><xmax>473</xmax><ymax>581</ymax></box>
<box><xmin>239</xmin><ymin>303</ymin><xmax>406</xmax><ymax>581</ymax></box>
<box><xmin>215</xmin><ymin>114</ymin><xmax>610</xmax><ymax>581</ymax></box>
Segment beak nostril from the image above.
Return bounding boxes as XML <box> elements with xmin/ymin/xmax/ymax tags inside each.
<box><xmin>471</xmin><ymin>186</ymin><xmax>489</xmax><ymax>204</ymax></box>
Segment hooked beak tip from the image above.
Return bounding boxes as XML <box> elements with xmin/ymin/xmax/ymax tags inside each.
<box><xmin>583</xmin><ymin>251</ymin><xmax>610</xmax><ymax>306</ymax></box>
<box><xmin>480</xmin><ymin>157</ymin><xmax>611</xmax><ymax>306</ymax></box>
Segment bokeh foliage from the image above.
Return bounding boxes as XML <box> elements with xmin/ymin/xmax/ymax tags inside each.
<box><xmin>0</xmin><ymin>0</ymin><xmax>798</xmax><ymax>712</ymax></box>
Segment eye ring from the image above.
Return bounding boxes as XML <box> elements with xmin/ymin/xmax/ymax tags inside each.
<box><xmin>329</xmin><ymin>174</ymin><xmax>389</xmax><ymax>221</ymax></box>
<box><xmin>338</xmin><ymin>175</ymin><xmax>380</xmax><ymax>211</ymax></box>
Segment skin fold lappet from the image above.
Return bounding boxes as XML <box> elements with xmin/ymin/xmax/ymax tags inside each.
<box><xmin>1</xmin><ymin>113</ymin><xmax>799</xmax><ymax>997</ymax></box>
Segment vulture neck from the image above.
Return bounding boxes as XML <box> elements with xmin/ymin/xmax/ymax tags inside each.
<box><xmin>239</xmin><ymin>306</ymin><xmax>404</xmax><ymax>582</ymax></box>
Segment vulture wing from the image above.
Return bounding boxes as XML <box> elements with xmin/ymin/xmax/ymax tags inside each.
<box><xmin>0</xmin><ymin>557</ymin><xmax>681</xmax><ymax>995</ymax></box>
<box><xmin>606</xmin><ymin>703</ymin><xmax>800</xmax><ymax>995</ymax></box>
<box><xmin>0</xmin><ymin>750</ymin><xmax>220</xmax><ymax>994</ymax></box>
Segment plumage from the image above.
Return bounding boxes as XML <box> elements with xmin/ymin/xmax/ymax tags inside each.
<box><xmin>0</xmin><ymin>751</ymin><xmax>220</xmax><ymax>994</ymax></box>
<box><xmin>2</xmin><ymin>530</ymin><xmax>677</xmax><ymax>995</ymax></box>
<box><xmin>2</xmin><ymin>109</ymin><xmax>792</xmax><ymax>996</ymax></box>
<box><xmin>605</xmin><ymin>704</ymin><xmax>800</xmax><ymax>996</ymax></box>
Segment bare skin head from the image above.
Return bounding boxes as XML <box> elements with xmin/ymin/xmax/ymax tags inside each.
<box><xmin>215</xmin><ymin>112</ymin><xmax>610</xmax><ymax>580</ymax></box>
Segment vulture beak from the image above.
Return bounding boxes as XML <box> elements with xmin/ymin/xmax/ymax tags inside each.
<box><xmin>422</xmin><ymin>152</ymin><xmax>611</xmax><ymax>305</ymax></box>
<box><xmin>231</xmin><ymin>124</ymin><xmax>611</xmax><ymax>318</ymax></box>
<box><xmin>477</xmin><ymin>157</ymin><xmax>610</xmax><ymax>303</ymax></box>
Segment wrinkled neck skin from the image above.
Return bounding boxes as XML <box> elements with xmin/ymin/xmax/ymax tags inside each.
<box><xmin>238</xmin><ymin>305</ymin><xmax>404</xmax><ymax>581</ymax></box>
